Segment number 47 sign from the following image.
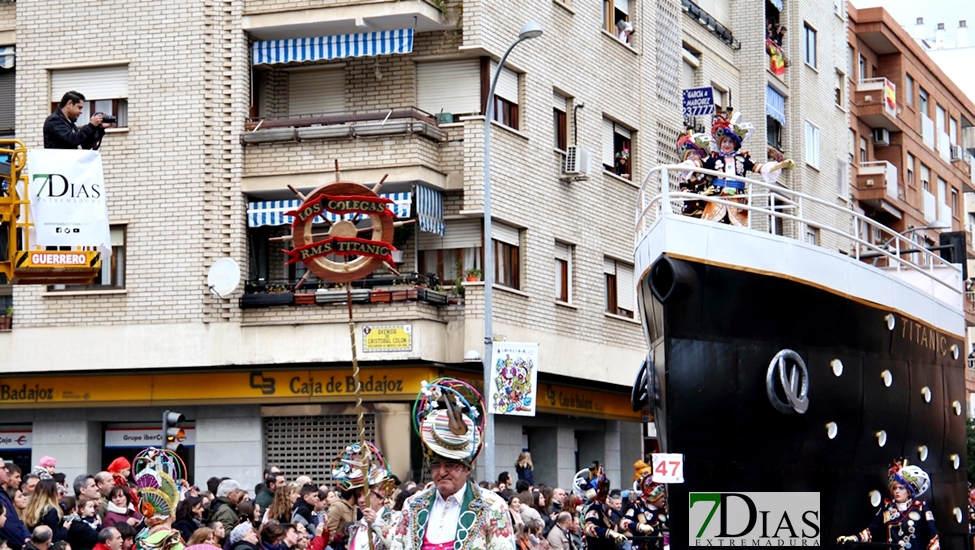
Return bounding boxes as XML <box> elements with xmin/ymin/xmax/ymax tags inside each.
<box><xmin>651</xmin><ymin>453</ymin><xmax>684</xmax><ymax>483</ymax></box>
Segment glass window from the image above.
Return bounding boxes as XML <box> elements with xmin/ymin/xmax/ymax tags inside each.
<box><xmin>553</xmin><ymin>92</ymin><xmax>567</xmax><ymax>151</ymax></box>
<box><xmin>858</xmin><ymin>54</ymin><xmax>866</xmax><ymax>81</ymax></box>
<box><xmin>952</xmin><ymin>188</ymin><xmax>958</xmax><ymax>212</ymax></box>
<box><xmin>920</xmin><ymin>164</ymin><xmax>930</xmax><ymax>191</ymax></box>
<box><xmin>906</xmin><ymin>153</ymin><xmax>915</xmax><ymax>185</ymax></box>
<box><xmin>805</xmin><ymin>121</ymin><xmax>820</xmax><ymax>169</ymax></box>
<box><xmin>804</xmin><ymin>24</ymin><xmax>817</xmax><ymax>68</ymax></box>
<box><xmin>604</xmin><ymin>0</ymin><xmax>633</xmax><ymax>44</ymax></box>
<box><xmin>919</xmin><ymin>88</ymin><xmax>929</xmax><ymax>116</ymax></box>
<box><xmin>602</xmin><ymin>118</ymin><xmax>633</xmax><ymax>180</ymax></box>
<box><xmin>604</xmin><ymin>258</ymin><xmax>634</xmax><ymax>318</ymax></box>
<box><xmin>50</xmin><ymin>66</ymin><xmax>129</xmax><ymax>128</ymax></box>
<box><xmin>905</xmin><ymin>74</ymin><xmax>914</xmax><ymax>106</ymax></box>
<box><xmin>835</xmin><ymin>70</ymin><xmax>845</xmax><ymax>106</ymax></box>
<box><xmin>555</xmin><ymin>242</ymin><xmax>573</xmax><ymax>303</ymax></box>
<box><xmin>767</xmin><ymin>116</ymin><xmax>783</xmax><ymax>150</ymax></box>
<box><xmin>859</xmin><ymin>137</ymin><xmax>868</xmax><ymax>163</ymax></box>
<box><xmin>494</xmin><ymin>239</ymin><xmax>520</xmax><ymax>289</ymax></box>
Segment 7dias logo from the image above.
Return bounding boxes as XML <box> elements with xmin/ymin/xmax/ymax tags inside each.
<box><xmin>32</xmin><ymin>173</ymin><xmax>102</xmax><ymax>201</ymax></box>
<box><xmin>689</xmin><ymin>492</ymin><xmax>820</xmax><ymax>546</ymax></box>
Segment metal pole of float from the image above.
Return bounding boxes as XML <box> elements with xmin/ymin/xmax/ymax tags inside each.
<box><xmin>482</xmin><ymin>21</ymin><xmax>543</xmax><ymax>482</ymax></box>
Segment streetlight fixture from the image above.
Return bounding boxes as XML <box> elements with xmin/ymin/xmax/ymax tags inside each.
<box><xmin>482</xmin><ymin>21</ymin><xmax>543</xmax><ymax>481</ymax></box>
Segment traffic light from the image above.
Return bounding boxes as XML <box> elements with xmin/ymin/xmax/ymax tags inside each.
<box><xmin>162</xmin><ymin>410</ymin><xmax>186</xmax><ymax>452</ymax></box>
<box><xmin>939</xmin><ymin>231</ymin><xmax>968</xmax><ymax>280</ymax></box>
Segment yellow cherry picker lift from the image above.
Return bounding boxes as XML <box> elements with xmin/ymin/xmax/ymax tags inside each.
<box><xmin>0</xmin><ymin>139</ymin><xmax>101</xmax><ymax>285</ymax></box>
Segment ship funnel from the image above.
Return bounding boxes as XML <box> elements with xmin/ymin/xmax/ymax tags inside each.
<box><xmin>649</xmin><ymin>255</ymin><xmax>698</xmax><ymax>303</ymax></box>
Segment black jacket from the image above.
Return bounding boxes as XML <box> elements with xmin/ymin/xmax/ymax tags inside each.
<box><xmin>0</xmin><ymin>490</ymin><xmax>31</xmax><ymax>550</ymax></box>
<box><xmin>173</xmin><ymin>518</ymin><xmax>201</xmax><ymax>545</ymax></box>
<box><xmin>34</xmin><ymin>506</ymin><xmax>67</xmax><ymax>542</ymax></box>
<box><xmin>65</xmin><ymin>519</ymin><xmax>99</xmax><ymax>550</ymax></box>
<box><xmin>43</xmin><ymin>108</ymin><xmax>104</xmax><ymax>150</ymax></box>
<box><xmin>291</xmin><ymin>500</ymin><xmax>313</xmax><ymax>527</ymax></box>
<box><xmin>232</xmin><ymin>542</ymin><xmax>259</xmax><ymax>550</ymax></box>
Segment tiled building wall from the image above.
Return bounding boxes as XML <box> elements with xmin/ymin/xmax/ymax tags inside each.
<box><xmin>0</xmin><ymin>2</ymin><xmax>13</xmax><ymax>33</ymax></box>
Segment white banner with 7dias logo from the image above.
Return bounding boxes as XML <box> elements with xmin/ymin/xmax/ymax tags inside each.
<box><xmin>26</xmin><ymin>149</ymin><xmax>110</xmax><ymax>254</ymax></box>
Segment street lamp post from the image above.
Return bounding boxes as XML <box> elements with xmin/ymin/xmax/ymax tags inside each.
<box><xmin>483</xmin><ymin>21</ymin><xmax>543</xmax><ymax>482</ymax></box>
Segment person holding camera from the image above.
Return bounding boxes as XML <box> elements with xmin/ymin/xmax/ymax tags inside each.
<box><xmin>43</xmin><ymin>91</ymin><xmax>113</xmax><ymax>150</ymax></box>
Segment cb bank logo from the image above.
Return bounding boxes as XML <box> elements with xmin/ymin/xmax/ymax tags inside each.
<box><xmin>689</xmin><ymin>492</ymin><xmax>820</xmax><ymax>546</ymax></box>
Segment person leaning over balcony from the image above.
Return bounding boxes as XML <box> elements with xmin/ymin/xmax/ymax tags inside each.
<box><xmin>43</xmin><ymin>92</ymin><xmax>108</xmax><ymax>150</ymax></box>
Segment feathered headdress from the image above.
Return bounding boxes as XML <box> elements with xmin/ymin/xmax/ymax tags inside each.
<box><xmin>676</xmin><ymin>131</ymin><xmax>713</xmax><ymax>160</ymax></box>
<box><xmin>413</xmin><ymin>378</ymin><xmax>484</xmax><ymax>466</ymax></box>
<box><xmin>888</xmin><ymin>457</ymin><xmax>930</xmax><ymax>498</ymax></box>
<box><xmin>711</xmin><ymin>110</ymin><xmax>754</xmax><ymax>151</ymax></box>
<box><xmin>134</xmin><ymin>448</ymin><xmax>185</xmax><ymax>523</ymax></box>
<box><xmin>331</xmin><ymin>441</ymin><xmax>393</xmax><ymax>495</ymax></box>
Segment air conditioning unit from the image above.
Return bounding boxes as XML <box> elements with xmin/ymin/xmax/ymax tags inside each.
<box><xmin>563</xmin><ymin>145</ymin><xmax>593</xmax><ymax>178</ymax></box>
<box><xmin>951</xmin><ymin>144</ymin><xmax>964</xmax><ymax>161</ymax></box>
<box><xmin>872</xmin><ymin>128</ymin><xmax>890</xmax><ymax>147</ymax></box>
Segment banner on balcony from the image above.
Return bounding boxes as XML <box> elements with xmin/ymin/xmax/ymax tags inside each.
<box><xmin>252</xmin><ymin>29</ymin><xmax>414</xmax><ymax>66</ymax></box>
<box><xmin>488</xmin><ymin>342</ymin><xmax>540</xmax><ymax>417</ymax></box>
<box><xmin>26</xmin><ymin>150</ymin><xmax>111</xmax><ymax>254</ymax></box>
<box><xmin>883</xmin><ymin>78</ymin><xmax>897</xmax><ymax>117</ymax></box>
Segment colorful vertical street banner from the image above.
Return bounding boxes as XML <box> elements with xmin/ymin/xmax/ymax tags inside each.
<box><xmin>883</xmin><ymin>78</ymin><xmax>897</xmax><ymax>116</ymax></box>
<box><xmin>26</xmin><ymin>150</ymin><xmax>110</xmax><ymax>253</ymax></box>
<box><xmin>488</xmin><ymin>342</ymin><xmax>539</xmax><ymax>416</ymax></box>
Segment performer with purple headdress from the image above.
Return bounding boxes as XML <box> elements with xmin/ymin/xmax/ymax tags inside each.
<box><xmin>133</xmin><ymin>448</ymin><xmax>186</xmax><ymax>550</ymax></box>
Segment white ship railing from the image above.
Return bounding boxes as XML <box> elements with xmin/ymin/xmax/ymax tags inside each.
<box><xmin>636</xmin><ymin>164</ymin><xmax>963</xmax><ymax>299</ymax></box>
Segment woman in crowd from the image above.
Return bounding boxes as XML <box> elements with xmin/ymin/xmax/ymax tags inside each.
<box><xmin>228</xmin><ymin>523</ymin><xmax>260</xmax><ymax>550</ymax></box>
<box><xmin>208</xmin><ymin>521</ymin><xmax>226</xmax><ymax>547</ymax></box>
<box><xmin>259</xmin><ymin>520</ymin><xmax>286</xmax><ymax>550</ymax></box>
<box><xmin>236</xmin><ymin>501</ymin><xmax>259</xmax><ymax>527</ymax></box>
<box><xmin>173</xmin><ymin>496</ymin><xmax>204</xmax><ymax>544</ymax></box>
<box><xmin>23</xmin><ymin>479</ymin><xmax>66</xmax><ymax>542</ymax></box>
<box><xmin>187</xmin><ymin>527</ymin><xmax>217</xmax><ymax>546</ymax></box>
<box><xmin>508</xmin><ymin>496</ymin><xmax>526</xmax><ymax>531</ymax></box>
<box><xmin>12</xmin><ymin>489</ymin><xmax>28</xmax><ymax>519</ymax></box>
<box><xmin>520</xmin><ymin>492</ymin><xmax>543</xmax><ymax>532</ymax></box>
<box><xmin>264</xmin><ymin>488</ymin><xmax>292</xmax><ymax>525</ymax></box>
<box><xmin>515</xmin><ymin>452</ymin><xmax>535</xmax><ymax>486</ymax></box>
<box><xmin>102</xmin><ymin>486</ymin><xmax>142</xmax><ymax>529</ymax></box>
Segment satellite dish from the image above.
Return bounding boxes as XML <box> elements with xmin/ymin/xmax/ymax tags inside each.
<box><xmin>207</xmin><ymin>258</ymin><xmax>241</xmax><ymax>298</ymax></box>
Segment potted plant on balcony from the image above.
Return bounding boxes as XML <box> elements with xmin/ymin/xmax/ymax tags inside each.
<box><xmin>294</xmin><ymin>285</ymin><xmax>317</xmax><ymax>306</ymax></box>
<box><xmin>0</xmin><ymin>306</ymin><xmax>11</xmax><ymax>331</ymax></box>
<box><xmin>241</xmin><ymin>283</ymin><xmax>295</xmax><ymax>309</ymax></box>
<box><xmin>465</xmin><ymin>268</ymin><xmax>482</xmax><ymax>282</ymax></box>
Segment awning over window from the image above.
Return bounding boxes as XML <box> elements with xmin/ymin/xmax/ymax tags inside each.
<box><xmin>0</xmin><ymin>46</ymin><xmax>14</xmax><ymax>70</ymax></box>
<box><xmin>252</xmin><ymin>29</ymin><xmax>414</xmax><ymax>66</ymax></box>
<box><xmin>416</xmin><ymin>185</ymin><xmax>444</xmax><ymax>236</ymax></box>
<box><xmin>247</xmin><ymin>193</ymin><xmax>412</xmax><ymax>228</ymax></box>
<box><xmin>766</xmin><ymin>86</ymin><xmax>786</xmax><ymax>126</ymax></box>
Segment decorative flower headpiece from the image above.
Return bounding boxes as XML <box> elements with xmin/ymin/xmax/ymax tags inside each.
<box><xmin>413</xmin><ymin>378</ymin><xmax>485</xmax><ymax>467</ymax></box>
<box><xmin>888</xmin><ymin>457</ymin><xmax>930</xmax><ymax>498</ymax></box>
<box><xmin>331</xmin><ymin>441</ymin><xmax>393</xmax><ymax>495</ymax></box>
<box><xmin>134</xmin><ymin>448</ymin><xmax>186</xmax><ymax>523</ymax></box>
<box><xmin>638</xmin><ymin>472</ymin><xmax>665</xmax><ymax>503</ymax></box>
<box><xmin>711</xmin><ymin>111</ymin><xmax>754</xmax><ymax>151</ymax></box>
<box><xmin>676</xmin><ymin>131</ymin><xmax>713</xmax><ymax>160</ymax></box>
<box><xmin>616</xmin><ymin>148</ymin><xmax>630</xmax><ymax>161</ymax></box>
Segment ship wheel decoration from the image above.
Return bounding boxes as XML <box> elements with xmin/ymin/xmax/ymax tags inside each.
<box><xmin>283</xmin><ymin>177</ymin><xmax>398</xmax><ymax>283</ymax></box>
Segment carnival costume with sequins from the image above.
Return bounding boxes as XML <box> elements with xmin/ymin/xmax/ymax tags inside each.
<box><xmin>389</xmin><ymin>379</ymin><xmax>514</xmax><ymax>550</ymax></box>
<box><xmin>132</xmin><ymin>448</ymin><xmax>186</xmax><ymax>550</ymax></box>
<box><xmin>332</xmin><ymin>441</ymin><xmax>396</xmax><ymax>550</ymax></box>
<box><xmin>621</xmin><ymin>475</ymin><xmax>667</xmax><ymax>549</ymax></box>
<box><xmin>675</xmin><ymin>131</ymin><xmax>714</xmax><ymax>218</ymax></box>
<box><xmin>838</xmin><ymin>459</ymin><xmax>940</xmax><ymax>550</ymax></box>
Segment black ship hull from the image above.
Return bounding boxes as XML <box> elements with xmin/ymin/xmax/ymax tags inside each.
<box><xmin>640</xmin><ymin>254</ymin><xmax>968</xmax><ymax>548</ymax></box>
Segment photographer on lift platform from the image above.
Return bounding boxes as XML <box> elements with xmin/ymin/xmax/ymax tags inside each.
<box><xmin>43</xmin><ymin>91</ymin><xmax>115</xmax><ymax>150</ymax></box>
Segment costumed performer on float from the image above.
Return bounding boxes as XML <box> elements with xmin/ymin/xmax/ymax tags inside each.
<box><xmin>133</xmin><ymin>448</ymin><xmax>186</xmax><ymax>550</ymax></box>
<box><xmin>390</xmin><ymin>378</ymin><xmax>514</xmax><ymax>550</ymax></box>
<box><xmin>577</xmin><ymin>463</ymin><xmax>626</xmax><ymax>550</ymax></box>
<box><xmin>836</xmin><ymin>458</ymin><xmax>939</xmax><ymax>549</ymax></box>
<box><xmin>332</xmin><ymin>441</ymin><xmax>396</xmax><ymax>550</ymax></box>
<box><xmin>693</xmin><ymin>109</ymin><xmax>793</xmax><ymax>226</ymax></box>
<box><xmin>621</xmin><ymin>473</ymin><xmax>667</xmax><ymax>550</ymax></box>
<box><xmin>675</xmin><ymin>131</ymin><xmax>715</xmax><ymax>218</ymax></box>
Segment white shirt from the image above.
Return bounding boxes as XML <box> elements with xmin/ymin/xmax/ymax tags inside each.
<box><xmin>426</xmin><ymin>487</ymin><xmax>467</xmax><ymax>543</ymax></box>
<box><xmin>352</xmin><ymin>507</ymin><xmax>386</xmax><ymax>550</ymax></box>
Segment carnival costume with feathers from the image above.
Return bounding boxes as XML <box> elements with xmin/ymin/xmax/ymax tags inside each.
<box><xmin>580</xmin><ymin>463</ymin><xmax>626</xmax><ymax>550</ymax></box>
<box><xmin>837</xmin><ymin>458</ymin><xmax>940</xmax><ymax>549</ymax></box>
<box><xmin>133</xmin><ymin>448</ymin><xmax>186</xmax><ymax>550</ymax></box>
<box><xmin>621</xmin><ymin>473</ymin><xmax>667</xmax><ymax>549</ymax></box>
<box><xmin>699</xmin><ymin>110</ymin><xmax>791</xmax><ymax>226</ymax></box>
<box><xmin>332</xmin><ymin>441</ymin><xmax>395</xmax><ymax>550</ymax></box>
<box><xmin>675</xmin><ymin>131</ymin><xmax>715</xmax><ymax>218</ymax></box>
<box><xmin>390</xmin><ymin>379</ymin><xmax>514</xmax><ymax>550</ymax></box>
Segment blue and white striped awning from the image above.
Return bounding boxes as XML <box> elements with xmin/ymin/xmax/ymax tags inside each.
<box><xmin>416</xmin><ymin>185</ymin><xmax>444</xmax><ymax>236</ymax></box>
<box><xmin>248</xmin><ymin>193</ymin><xmax>412</xmax><ymax>228</ymax></box>
<box><xmin>0</xmin><ymin>46</ymin><xmax>14</xmax><ymax>70</ymax></box>
<box><xmin>766</xmin><ymin>85</ymin><xmax>786</xmax><ymax>126</ymax></box>
<box><xmin>252</xmin><ymin>29</ymin><xmax>414</xmax><ymax>66</ymax></box>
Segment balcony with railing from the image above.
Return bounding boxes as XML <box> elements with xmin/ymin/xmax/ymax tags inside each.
<box><xmin>922</xmin><ymin>189</ymin><xmax>937</xmax><ymax>222</ymax></box>
<box><xmin>243</xmin><ymin>0</ymin><xmax>450</xmax><ymax>40</ymax></box>
<box><xmin>852</xmin><ymin>78</ymin><xmax>900</xmax><ymax>132</ymax></box>
<box><xmin>854</xmin><ymin>160</ymin><xmax>902</xmax><ymax>212</ymax></box>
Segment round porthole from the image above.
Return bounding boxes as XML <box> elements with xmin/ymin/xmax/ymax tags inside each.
<box><xmin>881</xmin><ymin>370</ymin><xmax>892</xmax><ymax>387</ymax></box>
<box><xmin>831</xmin><ymin>359</ymin><xmax>843</xmax><ymax>377</ymax></box>
<box><xmin>826</xmin><ymin>422</ymin><xmax>838</xmax><ymax>439</ymax></box>
<box><xmin>876</xmin><ymin>430</ymin><xmax>887</xmax><ymax>447</ymax></box>
<box><xmin>885</xmin><ymin>314</ymin><xmax>896</xmax><ymax>330</ymax></box>
<box><xmin>921</xmin><ymin>387</ymin><xmax>932</xmax><ymax>403</ymax></box>
<box><xmin>869</xmin><ymin>490</ymin><xmax>881</xmax><ymax>507</ymax></box>
<box><xmin>918</xmin><ymin>445</ymin><xmax>929</xmax><ymax>461</ymax></box>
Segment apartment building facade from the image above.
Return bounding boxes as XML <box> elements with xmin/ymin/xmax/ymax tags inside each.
<box><xmin>847</xmin><ymin>4</ymin><xmax>975</xmax><ymax>412</ymax></box>
<box><xmin>0</xmin><ymin>0</ymin><xmax>683</xmax><ymax>489</ymax></box>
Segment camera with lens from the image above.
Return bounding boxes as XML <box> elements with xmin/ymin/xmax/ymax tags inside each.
<box><xmin>95</xmin><ymin>112</ymin><xmax>118</xmax><ymax>125</ymax></box>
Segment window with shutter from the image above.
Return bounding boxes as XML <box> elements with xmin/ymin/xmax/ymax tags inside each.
<box><xmin>0</xmin><ymin>69</ymin><xmax>13</xmax><ymax>135</ymax></box>
<box><xmin>553</xmin><ymin>92</ymin><xmax>567</xmax><ymax>150</ymax></box>
<box><xmin>603</xmin><ymin>118</ymin><xmax>633</xmax><ymax>179</ymax></box>
<box><xmin>51</xmin><ymin>66</ymin><xmax>129</xmax><ymax>127</ymax></box>
<box><xmin>417</xmin><ymin>60</ymin><xmax>480</xmax><ymax>121</ymax></box>
<box><xmin>488</xmin><ymin>62</ymin><xmax>520</xmax><ymax>130</ymax></box>
<box><xmin>555</xmin><ymin>242</ymin><xmax>572</xmax><ymax>303</ymax></box>
<box><xmin>603</xmin><ymin>258</ymin><xmax>634</xmax><ymax>318</ymax></box>
<box><xmin>417</xmin><ymin>219</ymin><xmax>482</xmax><ymax>284</ymax></box>
<box><xmin>288</xmin><ymin>68</ymin><xmax>344</xmax><ymax>116</ymax></box>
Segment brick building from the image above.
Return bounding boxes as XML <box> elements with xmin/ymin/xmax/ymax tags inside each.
<box><xmin>847</xmin><ymin>3</ymin><xmax>975</xmax><ymax>413</ymax></box>
<box><xmin>0</xmin><ymin>0</ymin><xmax>684</xmax><ymax>489</ymax></box>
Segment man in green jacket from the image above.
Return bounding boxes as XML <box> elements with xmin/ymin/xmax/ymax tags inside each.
<box><xmin>212</xmin><ymin>480</ymin><xmax>245</xmax><ymax>534</ymax></box>
<box><xmin>255</xmin><ymin>468</ymin><xmax>283</xmax><ymax>512</ymax></box>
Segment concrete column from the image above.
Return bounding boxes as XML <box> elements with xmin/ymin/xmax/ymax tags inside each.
<box><xmin>194</xmin><ymin>406</ymin><xmax>262</xmax><ymax>494</ymax></box>
<box><xmin>619</xmin><ymin>421</ymin><xmax>644</xmax><ymax>488</ymax></box>
<box><xmin>31</xmin><ymin>418</ymin><xmax>95</xmax><ymax>481</ymax></box>
<box><xmin>491</xmin><ymin>417</ymin><xmax>524</xmax><ymax>484</ymax></box>
<box><xmin>527</xmin><ymin>425</ymin><xmax>558</xmax><ymax>487</ymax></box>
<box><xmin>603</xmin><ymin>421</ymin><xmax>622</xmax><ymax>489</ymax></box>
<box><xmin>556</xmin><ymin>422</ymin><xmax>577</xmax><ymax>489</ymax></box>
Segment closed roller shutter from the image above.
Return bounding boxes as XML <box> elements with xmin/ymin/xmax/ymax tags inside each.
<box><xmin>553</xmin><ymin>92</ymin><xmax>567</xmax><ymax>112</ymax></box>
<box><xmin>0</xmin><ymin>69</ymin><xmax>13</xmax><ymax>133</ymax></box>
<box><xmin>264</xmin><ymin>414</ymin><xmax>375</xmax><ymax>485</ymax></box>
<box><xmin>492</xmin><ymin>222</ymin><xmax>519</xmax><ymax>246</ymax></box>
<box><xmin>554</xmin><ymin>241</ymin><xmax>570</xmax><ymax>261</ymax></box>
<box><xmin>418</xmin><ymin>219</ymin><xmax>482</xmax><ymax>250</ymax></box>
<box><xmin>489</xmin><ymin>61</ymin><xmax>519</xmax><ymax>104</ymax></box>
<box><xmin>603</xmin><ymin>118</ymin><xmax>615</xmax><ymax>167</ymax></box>
<box><xmin>51</xmin><ymin>66</ymin><xmax>128</xmax><ymax>101</ymax></box>
<box><xmin>288</xmin><ymin>68</ymin><xmax>344</xmax><ymax>116</ymax></box>
<box><xmin>617</xmin><ymin>262</ymin><xmax>635</xmax><ymax>313</ymax></box>
<box><xmin>416</xmin><ymin>60</ymin><xmax>480</xmax><ymax>118</ymax></box>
